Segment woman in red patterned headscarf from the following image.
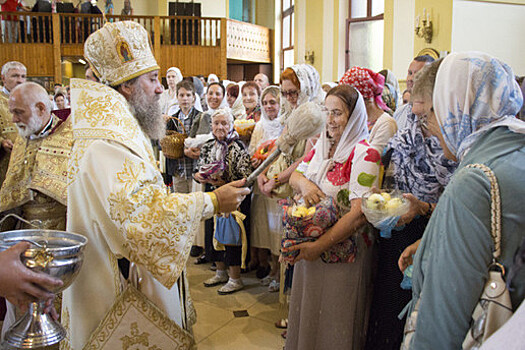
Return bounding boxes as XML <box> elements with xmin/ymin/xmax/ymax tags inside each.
<box><xmin>340</xmin><ymin>67</ymin><xmax>397</xmax><ymax>154</ymax></box>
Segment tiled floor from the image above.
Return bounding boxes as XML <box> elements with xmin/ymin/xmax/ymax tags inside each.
<box><xmin>187</xmin><ymin>260</ymin><xmax>286</xmax><ymax>349</ymax></box>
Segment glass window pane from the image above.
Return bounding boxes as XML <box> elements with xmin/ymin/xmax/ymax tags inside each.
<box><xmin>291</xmin><ymin>0</ymin><xmax>294</xmax><ymax>7</ymax></box>
<box><xmin>283</xmin><ymin>15</ymin><xmax>290</xmax><ymax>48</ymax></box>
<box><xmin>348</xmin><ymin>19</ymin><xmax>384</xmax><ymax>72</ymax></box>
<box><xmin>283</xmin><ymin>49</ymin><xmax>294</xmax><ymax>69</ymax></box>
<box><xmin>371</xmin><ymin>0</ymin><xmax>384</xmax><ymax>16</ymax></box>
<box><xmin>291</xmin><ymin>13</ymin><xmax>294</xmax><ymax>46</ymax></box>
<box><xmin>283</xmin><ymin>0</ymin><xmax>291</xmax><ymax>11</ymax></box>
<box><xmin>351</xmin><ymin>0</ymin><xmax>367</xmax><ymax>18</ymax></box>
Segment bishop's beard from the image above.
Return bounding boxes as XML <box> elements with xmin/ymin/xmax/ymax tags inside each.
<box><xmin>128</xmin><ymin>87</ymin><xmax>165</xmax><ymax>140</ymax></box>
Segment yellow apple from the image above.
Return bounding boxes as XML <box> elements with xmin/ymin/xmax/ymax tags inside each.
<box><xmin>381</xmin><ymin>192</ymin><xmax>392</xmax><ymax>202</ymax></box>
<box><xmin>366</xmin><ymin>193</ymin><xmax>385</xmax><ymax>210</ymax></box>
<box><xmin>385</xmin><ymin>197</ymin><xmax>403</xmax><ymax>214</ymax></box>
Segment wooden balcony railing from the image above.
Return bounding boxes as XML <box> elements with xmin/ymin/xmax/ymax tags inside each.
<box><xmin>0</xmin><ymin>12</ymin><xmax>270</xmax><ymax>82</ymax></box>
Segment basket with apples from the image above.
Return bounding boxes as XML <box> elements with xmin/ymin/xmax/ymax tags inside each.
<box><xmin>361</xmin><ymin>190</ymin><xmax>410</xmax><ymax>229</ymax></box>
<box><xmin>234</xmin><ymin>119</ymin><xmax>256</xmax><ymax>137</ymax></box>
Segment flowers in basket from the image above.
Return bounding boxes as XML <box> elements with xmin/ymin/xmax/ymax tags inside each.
<box><xmin>280</xmin><ymin>196</ymin><xmax>340</xmax><ymax>264</ymax></box>
<box><xmin>252</xmin><ymin>139</ymin><xmax>276</xmax><ymax>162</ymax></box>
<box><xmin>361</xmin><ymin>190</ymin><xmax>410</xmax><ymax>238</ymax></box>
<box><xmin>234</xmin><ymin>119</ymin><xmax>256</xmax><ymax>137</ymax></box>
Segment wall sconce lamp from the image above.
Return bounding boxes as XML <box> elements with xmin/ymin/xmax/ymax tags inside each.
<box><xmin>305</xmin><ymin>50</ymin><xmax>315</xmax><ymax>64</ymax></box>
<box><xmin>415</xmin><ymin>8</ymin><xmax>433</xmax><ymax>43</ymax></box>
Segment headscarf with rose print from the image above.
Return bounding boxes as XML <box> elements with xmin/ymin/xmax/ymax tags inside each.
<box><xmin>339</xmin><ymin>66</ymin><xmax>390</xmax><ymax>112</ymax></box>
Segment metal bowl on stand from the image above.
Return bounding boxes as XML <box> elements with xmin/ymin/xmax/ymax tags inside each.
<box><xmin>0</xmin><ymin>229</ymin><xmax>87</xmax><ymax>349</ymax></box>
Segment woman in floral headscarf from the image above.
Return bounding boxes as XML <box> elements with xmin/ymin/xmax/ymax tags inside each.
<box><xmin>365</xmin><ymin>70</ymin><xmax>457</xmax><ymax>350</ymax></box>
<box><xmin>195</xmin><ymin>109</ymin><xmax>253</xmax><ymax>295</ymax></box>
<box><xmin>340</xmin><ymin>67</ymin><xmax>397</xmax><ymax>153</ymax></box>
<box><xmin>400</xmin><ymin>52</ymin><xmax>525</xmax><ymax>349</ymax></box>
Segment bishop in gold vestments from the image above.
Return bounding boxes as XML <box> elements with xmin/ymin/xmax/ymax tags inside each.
<box><xmin>63</xmin><ymin>21</ymin><xmax>250</xmax><ymax>350</ymax></box>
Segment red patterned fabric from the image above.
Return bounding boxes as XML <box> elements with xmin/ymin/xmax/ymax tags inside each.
<box><xmin>339</xmin><ymin>66</ymin><xmax>390</xmax><ymax>112</ymax></box>
<box><xmin>1</xmin><ymin>0</ymin><xmax>19</xmax><ymax>20</ymax></box>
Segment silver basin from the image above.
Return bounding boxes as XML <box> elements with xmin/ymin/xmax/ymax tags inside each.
<box><xmin>0</xmin><ymin>229</ymin><xmax>87</xmax><ymax>349</ymax></box>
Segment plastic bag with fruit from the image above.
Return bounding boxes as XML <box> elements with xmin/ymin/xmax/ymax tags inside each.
<box><xmin>361</xmin><ymin>190</ymin><xmax>410</xmax><ymax>238</ymax></box>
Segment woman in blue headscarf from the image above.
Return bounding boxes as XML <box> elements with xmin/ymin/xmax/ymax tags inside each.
<box><xmin>365</xmin><ymin>70</ymin><xmax>457</xmax><ymax>350</ymax></box>
<box><xmin>400</xmin><ymin>52</ymin><xmax>525</xmax><ymax>349</ymax></box>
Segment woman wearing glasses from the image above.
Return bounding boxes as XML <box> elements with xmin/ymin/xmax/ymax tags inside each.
<box><xmin>285</xmin><ymin>85</ymin><xmax>381</xmax><ymax>349</ymax></box>
<box><xmin>257</xmin><ymin>64</ymin><xmax>324</xmax><ymax>334</ymax></box>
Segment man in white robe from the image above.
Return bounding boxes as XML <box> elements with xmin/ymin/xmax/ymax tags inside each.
<box><xmin>63</xmin><ymin>21</ymin><xmax>250</xmax><ymax>349</ymax></box>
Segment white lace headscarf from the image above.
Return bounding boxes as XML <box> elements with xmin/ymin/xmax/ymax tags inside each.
<box><xmin>281</xmin><ymin>64</ymin><xmax>325</xmax><ymax>123</ymax></box>
<box><xmin>259</xmin><ymin>85</ymin><xmax>284</xmax><ymax>142</ymax></box>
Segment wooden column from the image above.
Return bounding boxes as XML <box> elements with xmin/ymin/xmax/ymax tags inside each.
<box><xmin>52</xmin><ymin>13</ymin><xmax>62</xmax><ymax>84</ymax></box>
<box><xmin>153</xmin><ymin>16</ymin><xmax>161</xmax><ymax>65</ymax></box>
<box><xmin>220</xmin><ymin>18</ymin><xmax>227</xmax><ymax>80</ymax></box>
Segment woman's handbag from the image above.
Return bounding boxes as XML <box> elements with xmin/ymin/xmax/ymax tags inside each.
<box><xmin>213</xmin><ymin>211</ymin><xmax>248</xmax><ymax>268</ymax></box>
<box><xmin>462</xmin><ymin>164</ymin><xmax>513</xmax><ymax>349</ymax></box>
<box><xmin>401</xmin><ymin>163</ymin><xmax>513</xmax><ymax>350</ymax></box>
<box><xmin>82</xmin><ymin>263</ymin><xmax>194</xmax><ymax>350</ymax></box>
<box><xmin>214</xmin><ymin>214</ymin><xmax>242</xmax><ymax>246</ymax></box>
<box><xmin>160</xmin><ymin>117</ymin><xmax>187</xmax><ymax>159</ymax></box>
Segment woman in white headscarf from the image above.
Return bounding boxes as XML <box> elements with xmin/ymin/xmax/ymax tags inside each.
<box><xmin>259</xmin><ymin>64</ymin><xmax>325</xmax><ymax>198</ymax></box>
<box><xmin>249</xmin><ymin>86</ymin><xmax>284</xmax><ymax>291</ymax></box>
<box><xmin>400</xmin><ymin>52</ymin><xmax>525</xmax><ymax>349</ymax></box>
<box><xmin>207</xmin><ymin>73</ymin><xmax>219</xmax><ymax>85</ymax></box>
<box><xmin>226</xmin><ymin>83</ymin><xmax>245</xmax><ymax>120</ymax></box>
<box><xmin>285</xmin><ymin>84</ymin><xmax>381</xmax><ymax>349</ymax></box>
<box><xmin>159</xmin><ymin>67</ymin><xmax>183</xmax><ymax>116</ymax></box>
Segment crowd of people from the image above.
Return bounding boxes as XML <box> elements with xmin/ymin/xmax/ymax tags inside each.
<box><xmin>0</xmin><ymin>19</ymin><xmax>524</xmax><ymax>350</ymax></box>
<box><xmin>0</xmin><ymin>0</ymin><xmax>134</xmax><ymax>43</ymax></box>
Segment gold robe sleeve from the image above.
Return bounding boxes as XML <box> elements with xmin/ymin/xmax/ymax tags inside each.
<box><xmin>71</xmin><ymin>138</ymin><xmax>204</xmax><ymax>290</ymax></box>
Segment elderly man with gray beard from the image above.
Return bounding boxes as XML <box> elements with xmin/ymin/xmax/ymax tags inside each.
<box><xmin>63</xmin><ymin>21</ymin><xmax>250</xmax><ymax>349</ymax></box>
<box><xmin>0</xmin><ymin>81</ymin><xmax>73</xmax><ymax>344</ymax></box>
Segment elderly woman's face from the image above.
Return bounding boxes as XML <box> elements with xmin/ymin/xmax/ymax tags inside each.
<box><xmin>207</xmin><ymin>84</ymin><xmax>224</xmax><ymax>110</ymax></box>
<box><xmin>212</xmin><ymin>113</ymin><xmax>230</xmax><ymax>141</ymax></box>
<box><xmin>325</xmin><ymin>95</ymin><xmax>350</xmax><ymax>141</ymax></box>
<box><xmin>281</xmin><ymin>79</ymin><xmax>299</xmax><ymax>109</ymax></box>
<box><xmin>412</xmin><ymin>94</ymin><xmax>457</xmax><ymax>161</ymax></box>
<box><xmin>262</xmin><ymin>93</ymin><xmax>279</xmax><ymax>120</ymax></box>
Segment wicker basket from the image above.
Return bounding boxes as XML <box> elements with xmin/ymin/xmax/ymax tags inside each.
<box><xmin>160</xmin><ymin>117</ymin><xmax>187</xmax><ymax>159</ymax></box>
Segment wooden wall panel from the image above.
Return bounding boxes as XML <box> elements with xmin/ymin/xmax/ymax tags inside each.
<box><xmin>159</xmin><ymin>46</ymin><xmax>223</xmax><ymax>78</ymax></box>
<box><xmin>61</xmin><ymin>45</ymin><xmax>85</xmax><ymax>57</ymax></box>
<box><xmin>0</xmin><ymin>44</ymin><xmax>54</xmax><ymax>76</ymax></box>
<box><xmin>1</xmin><ymin>13</ymin><xmax>272</xmax><ymax>82</ymax></box>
